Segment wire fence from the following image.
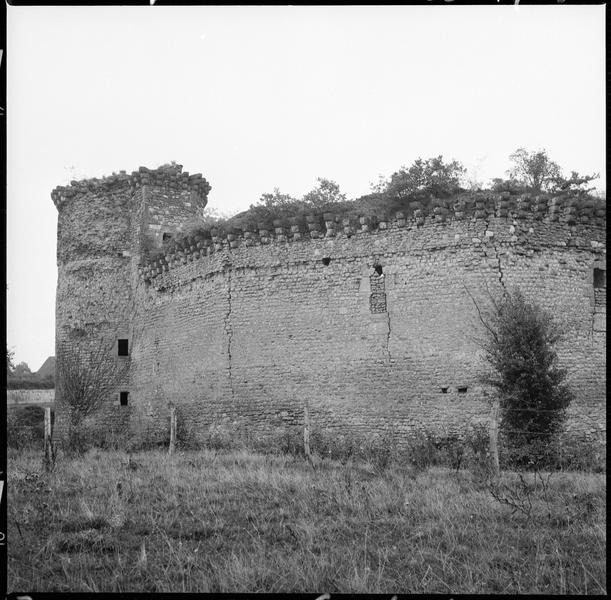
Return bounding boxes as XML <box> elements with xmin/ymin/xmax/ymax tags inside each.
<box><xmin>6</xmin><ymin>410</ymin><xmax>606</xmax><ymax>474</ymax></box>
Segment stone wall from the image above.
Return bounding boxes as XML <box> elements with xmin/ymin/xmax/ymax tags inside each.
<box><xmin>129</xmin><ymin>199</ymin><xmax>606</xmax><ymax>444</ymax></box>
<box><xmin>7</xmin><ymin>389</ymin><xmax>55</xmax><ymax>407</ymax></box>
<box><xmin>52</xmin><ymin>167</ymin><xmax>606</xmax><ymax>447</ymax></box>
<box><xmin>52</xmin><ymin>165</ymin><xmax>210</xmax><ymax>439</ymax></box>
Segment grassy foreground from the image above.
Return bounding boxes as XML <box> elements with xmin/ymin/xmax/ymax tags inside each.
<box><xmin>7</xmin><ymin>447</ymin><xmax>606</xmax><ymax>593</ymax></box>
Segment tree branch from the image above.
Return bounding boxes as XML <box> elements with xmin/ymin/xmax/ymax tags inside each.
<box><xmin>464</xmin><ymin>284</ymin><xmax>499</xmax><ymax>344</ymax></box>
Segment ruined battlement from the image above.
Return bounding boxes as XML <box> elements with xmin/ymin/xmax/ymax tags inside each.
<box><xmin>139</xmin><ymin>192</ymin><xmax>606</xmax><ymax>283</ymax></box>
<box><xmin>51</xmin><ymin>164</ymin><xmax>211</xmax><ymax>211</ymax></box>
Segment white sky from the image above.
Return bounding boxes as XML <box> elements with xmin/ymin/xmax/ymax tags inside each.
<box><xmin>6</xmin><ymin>5</ymin><xmax>606</xmax><ymax>370</ymax></box>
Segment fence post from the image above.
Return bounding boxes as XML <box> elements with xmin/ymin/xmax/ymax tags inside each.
<box><xmin>303</xmin><ymin>401</ymin><xmax>312</xmax><ymax>464</ymax></box>
<box><xmin>169</xmin><ymin>404</ymin><xmax>177</xmax><ymax>455</ymax></box>
<box><xmin>489</xmin><ymin>397</ymin><xmax>500</xmax><ymax>482</ymax></box>
<box><xmin>43</xmin><ymin>407</ymin><xmax>53</xmax><ymax>472</ymax></box>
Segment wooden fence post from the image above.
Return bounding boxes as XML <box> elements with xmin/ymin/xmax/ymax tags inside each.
<box><xmin>43</xmin><ymin>407</ymin><xmax>53</xmax><ymax>472</ymax></box>
<box><xmin>169</xmin><ymin>404</ymin><xmax>177</xmax><ymax>455</ymax></box>
<box><xmin>489</xmin><ymin>397</ymin><xmax>500</xmax><ymax>482</ymax></box>
<box><xmin>303</xmin><ymin>401</ymin><xmax>312</xmax><ymax>464</ymax></box>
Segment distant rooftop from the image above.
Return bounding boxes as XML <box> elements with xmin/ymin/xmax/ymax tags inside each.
<box><xmin>36</xmin><ymin>356</ymin><xmax>55</xmax><ymax>379</ymax></box>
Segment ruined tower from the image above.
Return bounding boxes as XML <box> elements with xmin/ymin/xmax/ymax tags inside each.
<box><xmin>52</xmin><ymin>164</ymin><xmax>210</xmax><ymax>437</ymax></box>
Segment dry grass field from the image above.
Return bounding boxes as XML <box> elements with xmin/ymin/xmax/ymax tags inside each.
<box><xmin>7</xmin><ymin>447</ymin><xmax>606</xmax><ymax>593</ymax></box>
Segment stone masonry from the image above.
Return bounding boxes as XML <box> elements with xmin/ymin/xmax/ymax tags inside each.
<box><xmin>52</xmin><ymin>164</ymin><xmax>606</xmax><ymax>446</ymax></box>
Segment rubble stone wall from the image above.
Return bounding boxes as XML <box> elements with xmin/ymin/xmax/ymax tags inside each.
<box><xmin>52</xmin><ymin>166</ymin><xmax>210</xmax><ymax>438</ymax></box>
<box><xmin>53</xmin><ymin>165</ymin><xmax>606</xmax><ymax>446</ymax></box>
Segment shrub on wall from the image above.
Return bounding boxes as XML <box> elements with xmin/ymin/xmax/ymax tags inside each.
<box><xmin>382</xmin><ymin>155</ymin><xmax>466</xmax><ymax>200</ymax></box>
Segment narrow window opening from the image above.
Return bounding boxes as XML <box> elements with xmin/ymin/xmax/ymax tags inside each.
<box><xmin>457</xmin><ymin>386</ymin><xmax>468</xmax><ymax>394</ymax></box>
<box><xmin>369</xmin><ymin>267</ymin><xmax>387</xmax><ymax>313</ymax></box>
<box><xmin>118</xmin><ymin>338</ymin><xmax>129</xmax><ymax>356</ymax></box>
<box><xmin>593</xmin><ymin>268</ymin><xmax>606</xmax><ymax>289</ymax></box>
<box><xmin>441</xmin><ymin>387</ymin><xmax>449</xmax><ymax>394</ymax></box>
<box><xmin>119</xmin><ymin>391</ymin><xmax>129</xmax><ymax>406</ymax></box>
<box><xmin>163</xmin><ymin>232</ymin><xmax>173</xmax><ymax>242</ymax></box>
<box><xmin>322</xmin><ymin>257</ymin><xmax>331</xmax><ymax>266</ymax></box>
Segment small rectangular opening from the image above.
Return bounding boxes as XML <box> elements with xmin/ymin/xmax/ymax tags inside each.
<box><xmin>440</xmin><ymin>387</ymin><xmax>449</xmax><ymax>394</ymax></box>
<box><xmin>118</xmin><ymin>338</ymin><xmax>129</xmax><ymax>356</ymax></box>
<box><xmin>119</xmin><ymin>391</ymin><xmax>129</xmax><ymax>406</ymax></box>
<box><xmin>593</xmin><ymin>268</ymin><xmax>606</xmax><ymax>289</ymax></box>
<box><xmin>369</xmin><ymin>292</ymin><xmax>387</xmax><ymax>314</ymax></box>
<box><xmin>163</xmin><ymin>232</ymin><xmax>173</xmax><ymax>242</ymax></box>
<box><xmin>457</xmin><ymin>386</ymin><xmax>468</xmax><ymax>394</ymax></box>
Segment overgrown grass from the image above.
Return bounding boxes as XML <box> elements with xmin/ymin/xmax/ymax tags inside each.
<box><xmin>7</xmin><ymin>446</ymin><xmax>606</xmax><ymax>593</ymax></box>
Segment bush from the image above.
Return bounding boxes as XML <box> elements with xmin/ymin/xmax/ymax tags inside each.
<box><xmin>489</xmin><ymin>178</ymin><xmax>530</xmax><ymax>194</ymax></box>
<box><xmin>7</xmin><ymin>407</ymin><xmax>45</xmax><ymax>449</ymax></box>
<box><xmin>309</xmin><ymin>427</ymin><xmax>350</xmax><ymax>462</ymax></box>
<box><xmin>276</xmin><ymin>426</ymin><xmax>306</xmax><ymax>457</ymax></box>
<box><xmin>365</xmin><ymin>429</ymin><xmax>398</xmax><ymax>473</ymax></box>
<box><xmin>557</xmin><ymin>433</ymin><xmax>606</xmax><ymax>472</ymax></box>
<box><xmin>474</xmin><ymin>288</ymin><xmax>573</xmax><ymax>464</ymax></box>
<box><xmin>402</xmin><ymin>430</ymin><xmax>435</xmax><ymax>472</ymax></box>
<box><xmin>57</xmin><ymin>341</ymin><xmax>130</xmax><ymax>454</ymax></box>
<box><xmin>7</xmin><ymin>378</ymin><xmax>54</xmax><ymax>389</ymax></box>
<box><xmin>432</xmin><ymin>433</ymin><xmax>466</xmax><ymax>472</ymax></box>
<box><xmin>464</xmin><ymin>422</ymin><xmax>491</xmax><ymax>469</ymax></box>
<box><xmin>384</xmin><ymin>156</ymin><xmax>466</xmax><ymax>200</ymax></box>
<box><xmin>499</xmin><ymin>431</ymin><xmax>606</xmax><ymax>473</ymax></box>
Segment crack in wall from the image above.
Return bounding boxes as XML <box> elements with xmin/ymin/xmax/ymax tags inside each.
<box><xmin>492</xmin><ymin>242</ymin><xmax>508</xmax><ymax>297</ymax></box>
<box><xmin>385</xmin><ymin>307</ymin><xmax>392</xmax><ymax>363</ymax></box>
<box><xmin>224</xmin><ymin>265</ymin><xmax>235</xmax><ymax>400</ymax></box>
<box><xmin>591</xmin><ymin>273</ymin><xmax>606</xmax><ymax>335</ymax></box>
<box><xmin>484</xmin><ymin>211</ymin><xmax>508</xmax><ymax>298</ymax></box>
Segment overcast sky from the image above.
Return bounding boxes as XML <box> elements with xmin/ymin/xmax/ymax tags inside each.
<box><xmin>6</xmin><ymin>5</ymin><xmax>606</xmax><ymax>370</ymax></box>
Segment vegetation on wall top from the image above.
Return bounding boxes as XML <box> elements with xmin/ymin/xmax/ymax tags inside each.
<box><xmin>157</xmin><ymin>149</ymin><xmax>601</xmax><ymax>248</ymax></box>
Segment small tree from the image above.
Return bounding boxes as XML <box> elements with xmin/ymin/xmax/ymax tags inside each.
<box><xmin>369</xmin><ymin>174</ymin><xmax>390</xmax><ymax>194</ymax></box>
<box><xmin>199</xmin><ymin>206</ymin><xmax>232</xmax><ymax>227</ymax></box>
<box><xmin>473</xmin><ymin>288</ymin><xmax>573</xmax><ymax>463</ymax></box>
<box><xmin>56</xmin><ymin>341</ymin><xmax>128</xmax><ymax>452</ymax></box>
<box><xmin>489</xmin><ymin>177</ymin><xmax>530</xmax><ymax>195</ymax></box>
<box><xmin>6</xmin><ymin>347</ymin><xmax>15</xmax><ymax>374</ymax></box>
<box><xmin>302</xmin><ymin>177</ymin><xmax>347</xmax><ymax>210</ymax></box>
<box><xmin>507</xmin><ymin>148</ymin><xmax>562</xmax><ymax>192</ymax></box>
<box><xmin>243</xmin><ymin>179</ymin><xmax>349</xmax><ymax>223</ymax></box>
<box><xmin>550</xmin><ymin>170</ymin><xmax>600</xmax><ymax>194</ymax></box>
<box><xmin>384</xmin><ymin>155</ymin><xmax>466</xmax><ymax>200</ymax></box>
<box><xmin>257</xmin><ymin>187</ymin><xmax>298</xmax><ymax>210</ymax></box>
<box><xmin>240</xmin><ymin>188</ymin><xmax>300</xmax><ymax>223</ymax></box>
<box><xmin>12</xmin><ymin>361</ymin><xmax>32</xmax><ymax>377</ymax></box>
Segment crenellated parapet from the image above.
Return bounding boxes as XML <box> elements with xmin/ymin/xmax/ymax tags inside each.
<box><xmin>139</xmin><ymin>191</ymin><xmax>606</xmax><ymax>284</ymax></box>
<box><xmin>51</xmin><ymin>164</ymin><xmax>211</xmax><ymax>211</ymax></box>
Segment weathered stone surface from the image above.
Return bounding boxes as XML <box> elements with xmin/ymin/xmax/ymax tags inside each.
<box><xmin>52</xmin><ymin>166</ymin><xmax>607</xmax><ymax>446</ymax></box>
